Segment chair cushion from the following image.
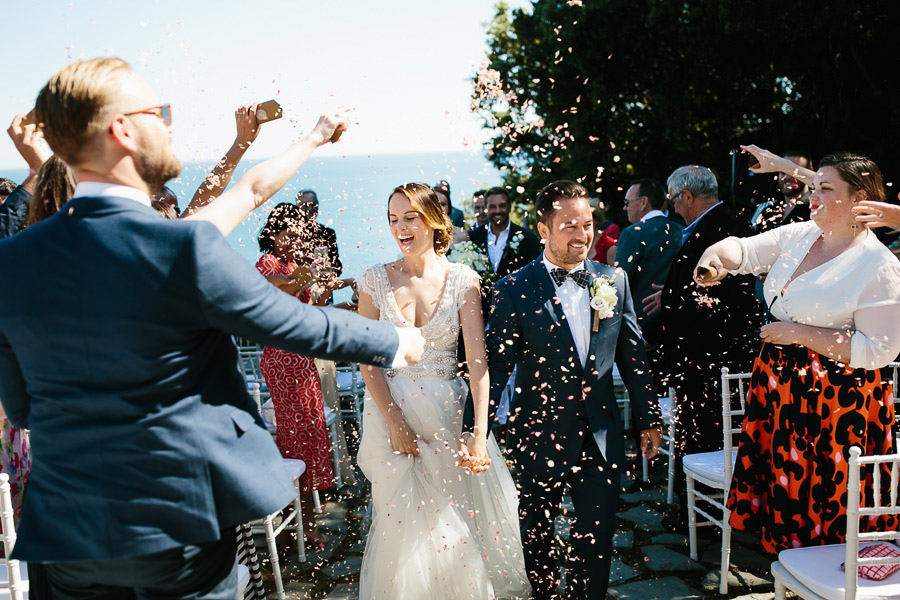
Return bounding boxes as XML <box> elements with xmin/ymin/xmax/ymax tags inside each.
<box><xmin>853</xmin><ymin>543</ymin><xmax>900</xmax><ymax>580</ymax></box>
<box><xmin>780</xmin><ymin>542</ymin><xmax>900</xmax><ymax>600</ymax></box>
<box><xmin>335</xmin><ymin>371</ymin><xmax>363</xmax><ymax>392</ymax></box>
<box><xmin>682</xmin><ymin>450</ymin><xmax>738</xmax><ymax>485</ymax></box>
<box><xmin>282</xmin><ymin>458</ymin><xmax>307</xmax><ymax>480</ymax></box>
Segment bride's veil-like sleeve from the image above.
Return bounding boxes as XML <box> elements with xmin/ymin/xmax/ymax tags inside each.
<box><xmin>451</xmin><ymin>263</ymin><xmax>481</xmax><ymax>309</ymax></box>
<box><xmin>357</xmin><ymin>266</ymin><xmax>382</xmax><ymax>310</ymax></box>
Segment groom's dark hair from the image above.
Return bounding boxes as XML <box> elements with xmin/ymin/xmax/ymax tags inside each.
<box><xmin>535</xmin><ymin>180</ymin><xmax>589</xmax><ymax>224</ymax></box>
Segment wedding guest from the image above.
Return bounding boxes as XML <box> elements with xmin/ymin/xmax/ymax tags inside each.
<box><xmin>0</xmin><ymin>178</ymin><xmax>15</xmax><ymax>204</ymax></box>
<box><xmin>697</xmin><ymin>146</ymin><xmax>900</xmax><ymax>553</ymax></box>
<box><xmin>750</xmin><ymin>151</ymin><xmax>813</xmax><ymax>233</ymax></box>
<box><xmin>153</xmin><ymin>185</ymin><xmax>180</xmax><ymax>216</ymax></box>
<box><xmin>24</xmin><ymin>155</ymin><xmax>76</xmax><ymax>227</ymax></box>
<box><xmin>588</xmin><ymin>199</ymin><xmax>619</xmax><ymax>265</ymax></box>
<box><xmin>467</xmin><ymin>186</ymin><xmax>541</xmax><ymax>315</ymax></box>
<box><xmin>1</xmin><ymin>112</ymin><xmax>52</xmax><ymax>238</ymax></box>
<box><xmin>614</xmin><ymin>179</ymin><xmax>683</xmax><ymax>325</ymax></box>
<box><xmin>256</xmin><ymin>203</ymin><xmax>333</xmax><ymax>546</ymax></box>
<box><xmin>0</xmin><ymin>57</ymin><xmax>424</xmax><ymax>597</ymax></box>
<box><xmin>642</xmin><ymin>165</ymin><xmax>759</xmax><ymax>531</ymax></box>
<box><xmin>0</xmin><ymin>404</ymin><xmax>29</xmax><ymax>526</ymax></box>
<box><xmin>433</xmin><ymin>179</ymin><xmax>465</xmax><ymax>228</ymax></box>
<box><xmin>471</xmin><ymin>189</ymin><xmax>489</xmax><ymax>228</ymax></box>
<box><xmin>295</xmin><ymin>189</ymin><xmax>348</xmax><ymax>305</ymax></box>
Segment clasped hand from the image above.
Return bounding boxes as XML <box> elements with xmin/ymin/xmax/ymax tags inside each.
<box><xmin>457</xmin><ymin>432</ymin><xmax>491</xmax><ymax>474</ymax></box>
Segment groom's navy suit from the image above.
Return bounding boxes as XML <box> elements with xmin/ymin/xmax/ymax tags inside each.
<box><xmin>486</xmin><ymin>256</ymin><xmax>660</xmax><ymax>599</ymax></box>
<box><xmin>0</xmin><ymin>194</ymin><xmax>399</xmax><ymax>563</ymax></box>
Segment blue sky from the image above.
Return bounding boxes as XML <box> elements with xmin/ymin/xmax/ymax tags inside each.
<box><xmin>1</xmin><ymin>0</ymin><xmax>527</xmax><ymax>169</ymax></box>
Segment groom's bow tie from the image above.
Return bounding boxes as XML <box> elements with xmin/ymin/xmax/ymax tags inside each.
<box><xmin>550</xmin><ymin>268</ymin><xmax>591</xmax><ymax>289</ymax></box>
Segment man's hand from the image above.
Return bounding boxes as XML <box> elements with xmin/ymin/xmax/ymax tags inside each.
<box><xmin>8</xmin><ymin>112</ymin><xmax>52</xmax><ymax>170</ymax></box>
<box><xmin>640</xmin><ymin>427</ymin><xmax>662</xmax><ymax>459</ymax></box>
<box><xmin>398</xmin><ymin>327</ymin><xmax>427</xmax><ymax>365</ymax></box>
<box><xmin>642</xmin><ymin>284</ymin><xmax>664</xmax><ymax>317</ymax></box>
<box><xmin>307</xmin><ymin>114</ymin><xmax>349</xmax><ymax>147</ymax></box>
<box><xmin>235</xmin><ymin>103</ymin><xmax>262</xmax><ymax>149</ymax></box>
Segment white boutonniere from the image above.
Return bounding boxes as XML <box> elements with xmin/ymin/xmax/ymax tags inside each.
<box><xmin>507</xmin><ymin>230</ymin><xmax>525</xmax><ymax>253</ymax></box>
<box><xmin>589</xmin><ymin>274</ymin><xmax>618</xmax><ymax>331</ymax></box>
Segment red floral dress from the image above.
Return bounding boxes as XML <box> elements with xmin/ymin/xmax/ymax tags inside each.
<box><xmin>255</xmin><ymin>254</ymin><xmax>333</xmax><ymax>493</ymax></box>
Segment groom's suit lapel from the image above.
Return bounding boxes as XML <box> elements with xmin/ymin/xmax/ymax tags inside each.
<box><xmin>533</xmin><ymin>259</ymin><xmax>584</xmax><ymax>377</ymax></box>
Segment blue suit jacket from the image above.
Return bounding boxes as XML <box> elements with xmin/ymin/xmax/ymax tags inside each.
<box><xmin>0</xmin><ymin>196</ymin><xmax>399</xmax><ymax>561</ymax></box>
<box><xmin>485</xmin><ymin>258</ymin><xmax>660</xmax><ymax>480</ymax></box>
<box><xmin>613</xmin><ymin>215</ymin><xmax>683</xmax><ymax>324</ymax></box>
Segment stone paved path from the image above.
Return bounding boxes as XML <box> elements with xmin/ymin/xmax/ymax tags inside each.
<box><xmin>256</xmin><ymin>446</ymin><xmax>779</xmax><ymax>599</ymax></box>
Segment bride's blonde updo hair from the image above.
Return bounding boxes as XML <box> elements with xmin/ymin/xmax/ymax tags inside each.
<box><xmin>389</xmin><ymin>182</ymin><xmax>454</xmax><ymax>256</ymax></box>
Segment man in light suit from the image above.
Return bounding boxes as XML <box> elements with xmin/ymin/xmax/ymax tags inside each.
<box><xmin>0</xmin><ymin>57</ymin><xmax>424</xmax><ymax>598</ymax></box>
<box><xmin>479</xmin><ymin>180</ymin><xmax>662</xmax><ymax>599</ymax></box>
<box><xmin>614</xmin><ymin>178</ymin><xmax>683</xmax><ymax>326</ymax></box>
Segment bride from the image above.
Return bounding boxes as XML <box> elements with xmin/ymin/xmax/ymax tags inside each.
<box><xmin>356</xmin><ymin>183</ymin><xmax>530</xmax><ymax>599</ymax></box>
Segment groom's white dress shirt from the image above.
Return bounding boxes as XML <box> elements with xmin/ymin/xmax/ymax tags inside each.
<box><xmin>544</xmin><ymin>253</ymin><xmax>590</xmax><ymax>368</ymax></box>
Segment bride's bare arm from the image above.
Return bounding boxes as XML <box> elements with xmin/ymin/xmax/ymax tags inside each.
<box><xmin>358</xmin><ymin>289</ymin><xmax>419</xmax><ymax>456</ymax></box>
<box><xmin>458</xmin><ymin>278</ymin><xmax>491</xmax><ymax>470</ymax></box>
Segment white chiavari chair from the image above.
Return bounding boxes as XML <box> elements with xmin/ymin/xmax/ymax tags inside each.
<box><xmin>683</xmin><ymin>367</ymin><xmax>751</xmax><ymax>595</ymax></box>
<box><xmin>772</xmin><ymin>447</ymin><xmax>900</xmax><ymax>599</ymax></box>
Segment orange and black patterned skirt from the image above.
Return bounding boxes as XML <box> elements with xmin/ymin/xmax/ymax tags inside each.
<box><xmin>727</xmin><ymin>342</ymin><xmax>898</xmax><ymax>554</ymax></box>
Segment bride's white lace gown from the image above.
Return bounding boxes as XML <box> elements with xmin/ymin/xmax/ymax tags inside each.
<box><xmin>356</xmin><ymin>262</ymin><xmax>530</xmax><ymax>600</ymax></box>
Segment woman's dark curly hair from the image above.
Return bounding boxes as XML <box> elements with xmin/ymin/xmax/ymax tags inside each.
<box><xmin>258</xmin><ymin>203</ymin><xmax>301</xmax><ymax>253</ymax></box>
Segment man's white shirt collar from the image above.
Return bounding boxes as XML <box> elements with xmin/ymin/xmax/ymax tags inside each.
<box><xmin>488</xmin><ymin>219</ymin><xmax>512</xmax><ymax>242</ymax></box>
<box><xmin>640</xmin><ymin>210</ymin><xmax>665</xmax><ymax>221</ymax></box>
<box><xmin>73</xmin><ymin>182</ymin><xmax>152</xmax><ymax>207</ymax></box>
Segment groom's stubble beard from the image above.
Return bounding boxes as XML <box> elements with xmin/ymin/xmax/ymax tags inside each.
<box><xmin>544</xmin><ymin>227</ymin><xmax>593</xmax><ymax>268</ymax></box>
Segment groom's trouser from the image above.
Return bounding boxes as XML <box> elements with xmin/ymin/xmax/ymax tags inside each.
<box><xmin>517</xmin><ymin>429</ymin><xmax>620</xmax><ymax>600</ymax></box>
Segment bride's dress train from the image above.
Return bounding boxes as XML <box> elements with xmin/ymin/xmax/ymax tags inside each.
<box><xmin>356</xmin><ymin>262</ymin><xmax>530</xmax><ymax>600</ymax></box>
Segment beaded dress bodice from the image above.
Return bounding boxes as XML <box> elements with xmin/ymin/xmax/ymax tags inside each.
<box><xmin>358</xmin><ymin>261</ymin><xmax>478</xmax><ymax>380</ymax></box>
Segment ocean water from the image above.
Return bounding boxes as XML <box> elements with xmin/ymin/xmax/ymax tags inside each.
<box><xmin>1</xmin><ymin>151</ymin><xmax>501</xmax><ymax>300</ymax></box>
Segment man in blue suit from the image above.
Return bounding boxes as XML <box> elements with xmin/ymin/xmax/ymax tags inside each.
<box><xmin>614</xmin><ymin>178</ymin><xmax>683</xmax><ymax>326</ymax></box>
<box><xmin>0</xmin><ymin>58</ymin><xmax>424</xmax><ymax>598</ymax></box>
<box><xmin>483</xmin><ymin>180</ymin><xmax>662</xmax><ymax>599</ymax></box>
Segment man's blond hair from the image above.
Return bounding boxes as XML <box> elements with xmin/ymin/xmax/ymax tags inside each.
<box><xmin>34</xmin><ymin>57</ymin><xmax>132</xmax><ymax>168</ymax></box>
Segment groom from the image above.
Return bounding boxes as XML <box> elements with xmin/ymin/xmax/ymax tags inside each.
<box><xmin>483</xmin><ymin>180</ymin><xmax>662</xmax><ymax>599</ymax></box>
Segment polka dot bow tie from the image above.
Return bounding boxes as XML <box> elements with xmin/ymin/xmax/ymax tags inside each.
<box><xmin>550</xmin><ymin>268</ymin><xmax>591</xmax><ymax>289</ymax></box>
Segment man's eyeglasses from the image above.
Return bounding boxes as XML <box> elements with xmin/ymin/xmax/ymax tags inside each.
<box><xmin>623</xmin><ymin>196</ymin><xmax>645</xmax><ymax>207</ymax></box>
<box><xmin>123</xmin><ymin>104</ymin><xmax>172</xmax><ymax>127</ymax></box>
<box><xmin>668</xmin><ymin>190</ymin><xmax>684</xmax><ymax>203</ymax></box>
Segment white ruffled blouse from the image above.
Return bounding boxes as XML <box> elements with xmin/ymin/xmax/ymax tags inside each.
<box><xmin>732</xmin><ymin>221</ymin><xmax>900</xmax><ymax>369</ymax></box>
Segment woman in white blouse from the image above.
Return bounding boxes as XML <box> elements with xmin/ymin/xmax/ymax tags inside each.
<box><xmin>694</xmin><ymin>148</ymin><xmax>900</xmax><ymax>553</ymax></box>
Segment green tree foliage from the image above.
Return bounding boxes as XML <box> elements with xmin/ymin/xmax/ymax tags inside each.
<box><xmin>473</xmin><ymin>0</ymin><xmax>900</xmax><ymax>214</ymax></box>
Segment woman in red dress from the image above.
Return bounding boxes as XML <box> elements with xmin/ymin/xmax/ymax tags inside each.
<box><xmin>256</xmin><ymin>203</ymin><xmax>332</xmax><ymax>545</ymax></box>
